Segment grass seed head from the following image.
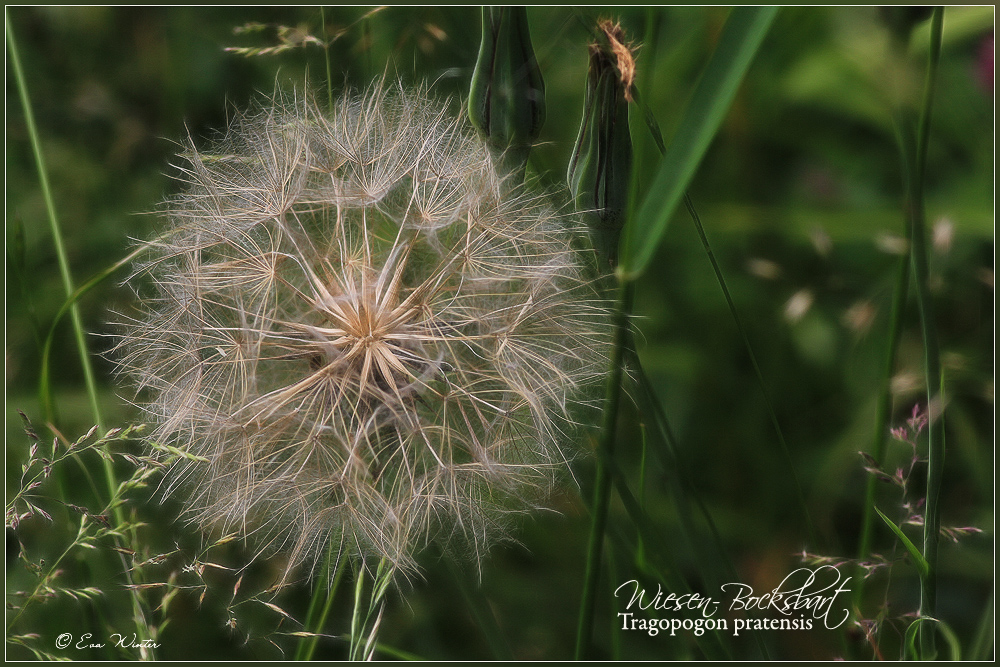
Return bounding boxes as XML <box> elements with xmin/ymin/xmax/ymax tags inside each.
<box><xmin>115</xmin><ymin>80</ymin><xmax>611</xmax><ymax>581</ymax></box>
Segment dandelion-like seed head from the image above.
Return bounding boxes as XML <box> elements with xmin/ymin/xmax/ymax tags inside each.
<box><xmin>117</xmin><ymin>81</ymin><xmax>610</xmax><ymax>580</ymax></box>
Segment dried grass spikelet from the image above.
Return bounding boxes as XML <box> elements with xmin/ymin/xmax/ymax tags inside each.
<box><xmin>115</xmin><ymin>80</ymin><xmax>611</xmax><ymax>581</ymax></box>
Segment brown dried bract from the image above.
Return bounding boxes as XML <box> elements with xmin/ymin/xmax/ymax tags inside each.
<box><xmin>597</xmin><ymin>20</ymin><xmax>637</xmax><ymax>102</ymax></box>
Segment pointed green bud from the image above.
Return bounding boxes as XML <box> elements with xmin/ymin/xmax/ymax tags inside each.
<box><xmin>468</xmin><ymin>7</ymin><xmax>546</xmax><ymax>177</ymax></box>
<box><xmin>567</xmin><ymin>21</ymin><xmax>634</xmax><ymax>268</ymax></box>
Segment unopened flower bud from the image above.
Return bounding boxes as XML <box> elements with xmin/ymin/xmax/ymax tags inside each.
<box><xmin>468</xmin><ymin>7</ymin><xmax>546</xmax><ymax>177</ymax></box>
<box><xmin>567</xmin><ymin>21</ymin><xmax>635</xmax><ymax>268</ymax></box>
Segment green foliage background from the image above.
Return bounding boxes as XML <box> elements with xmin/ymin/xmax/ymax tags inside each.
<box><xmin>6</xmin><ymin>6</ymin><xmax>993</xmax><ymax>660</ymax></box>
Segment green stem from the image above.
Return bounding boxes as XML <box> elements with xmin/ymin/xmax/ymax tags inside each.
<box><xmin>682</xmin><ymin>194</ymin><xmax>817</xmax><ymax>545</ymax></box>
<box><xmin>7</xmin><ymin>12</ymin><xmax>154</xmax><ymax>655</ymax></box>
<box><xmin>296</xmin><ymin>544</ymin><xmax>346</xmax><ymax>661</ymax></box>
<box><xmin>853</xmin><ymin>250</ymin><xmax>909</xmax><ymax>608</ymax></box>
<box><xmin>6</xmin><ymin>10</ymin><xmax>104</xmax><ymax>433</ymax></box>
<box><xmin>574</xmin><ymin>278</ymin><xmax>632</xmax><ymax>660</ymax></box>
<box><xmin>39</xmin><ymin>242</ymin><xmax>152</xmax><ymax>423</ymax></box>
<box><xmin>907</xmin><ymin>7</ymin><xmax>945</xmax><ymax>657</ymax></box>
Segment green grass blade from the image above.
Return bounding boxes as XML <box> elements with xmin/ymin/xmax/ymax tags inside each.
<box><xmin>903</xmin><ymin>616</ymin><xmax>960</xmax><ymax>661</ymax></box>
<box><xmin>39</xmin><ymin>242</ymin><xmax>151</xmax><ymax>423</ymax></box>
<box><xmin>854</xmin><ymin>250</ymin><xmax>910</xmax><ymax>608</ymax></box>
<box><xmin>8</xmin><ymin>13</ymin><xmax>157</xmax><ymax>654</ymax></box>
<box><xmin>911</xmin><ymin>10</ymin><xmax>945</xmax><ymax>658</ymax></box>
<box><xmin>445</xmin><ymin>560</ymin><xmax>513</xmax><ymax>660</ymax></box>
<box><xmin>620</xmin><ymin>6</ymin><xmax>778</xmax><ymax>278</ymax></box>
<box><xmin>295</xmin><ymin>546</ymin><xmax>346</xmax><ymax>661</ymax></box>
<box><xmin>681</xmin><ymin>194</ymin><xmax>816</xmax><ymax>544</ymax></box>
<box><xmin>574</xmin><ymin>280</ymin><xmax>631</xmax><ymax>660</ymax></box>
<box><xmin>6</xmin><ymin>10</ymin><xmax>104</xmax><ymax>431</ymax></box>
<box><xmin>873</xmin><ymin>505</ymin><xmax>929</xmax><ymax>579</ymax></box>
<box><xmin>969</xmin><ymin>591</ymin><xmax>994</xmax><ymax>661</ymax></box>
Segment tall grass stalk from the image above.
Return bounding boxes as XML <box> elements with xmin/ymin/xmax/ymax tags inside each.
<box><xmin>853</xmin><ymin>14</ymin><xmax>946</xmax><ymax>650</ymax></box>
<box><xmin>682</xmin><ymin>194</ymin><xmax>816</xmax><ymax>544</ymax></box>
<box><xmin>7</xmin><ymin>12</ymin><xmax>155</xmax><ymax>656</ymax></box>
<box><xmin>853</xmin><ymin>237</ymin><xmax>910</xmax><ymax>606</ymax></box>
<box><xmin>854</xmin><ymin>6</ymin><xmax>947</xmax><ymax>655</ymax></box>
<box><xmin>6</xmin><ymin>12</ymin><xmax>103</xmax><ymax>432</ymax></box>
<box><xmin>911</xmin><ymin>10</ymin><xmax>945</xmax><ymax>655</ymax></box>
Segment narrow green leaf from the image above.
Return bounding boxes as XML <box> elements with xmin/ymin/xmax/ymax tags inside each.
<box><xmin>575</xmin><ymin>280</ymin><xmax>631</xmax><ymax>660</ymax></box>
<box><xmin>633</xmin><ymin>55</ymin><xmax>815</xmax><ymax>547</ymax></box>
<box><xmin>969</xmin><ymin>591</ymin><xmax>994</xmax><ymax>661</ymax></box>
<box><xmin>874</xmin><ymin>505</ymin><xmax>930</xmax><ymax>579</ymax></box>
<box><xmin>903</xmin><ymin>616</ymin><xmax>960</xmax><ymax>661</ymax></box>
<box><xmin>620</xmin><ymin>6</ymin><xmax>778</xmax><ymax>277</ymax></box>
<box><xmin>7</xmin><ymin>9</ymin><xmax>105</xmax><ymax>432</ymax></box>
<box><xmin>603</xmin><ymin>460</ymin><xmax>731</xmax><ymax>661</ymax></box>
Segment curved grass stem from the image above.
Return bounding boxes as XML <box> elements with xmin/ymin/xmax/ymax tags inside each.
<box><xmin>39</xmin><ymin>242</ymin><xmax>152</xmax><ymax>422</ymax></box>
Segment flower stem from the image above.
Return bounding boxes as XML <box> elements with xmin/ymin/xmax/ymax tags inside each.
<box><xmin>575</xmin><ymin>277</ymin><xmax>632</xmax><ymax>660</ymax></box>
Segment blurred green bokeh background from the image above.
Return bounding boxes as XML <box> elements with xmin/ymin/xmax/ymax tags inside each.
<box><xmin>6</xmin><ymin>6</ymin><xmax>993</xmax><ymax>660</ymax></box>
